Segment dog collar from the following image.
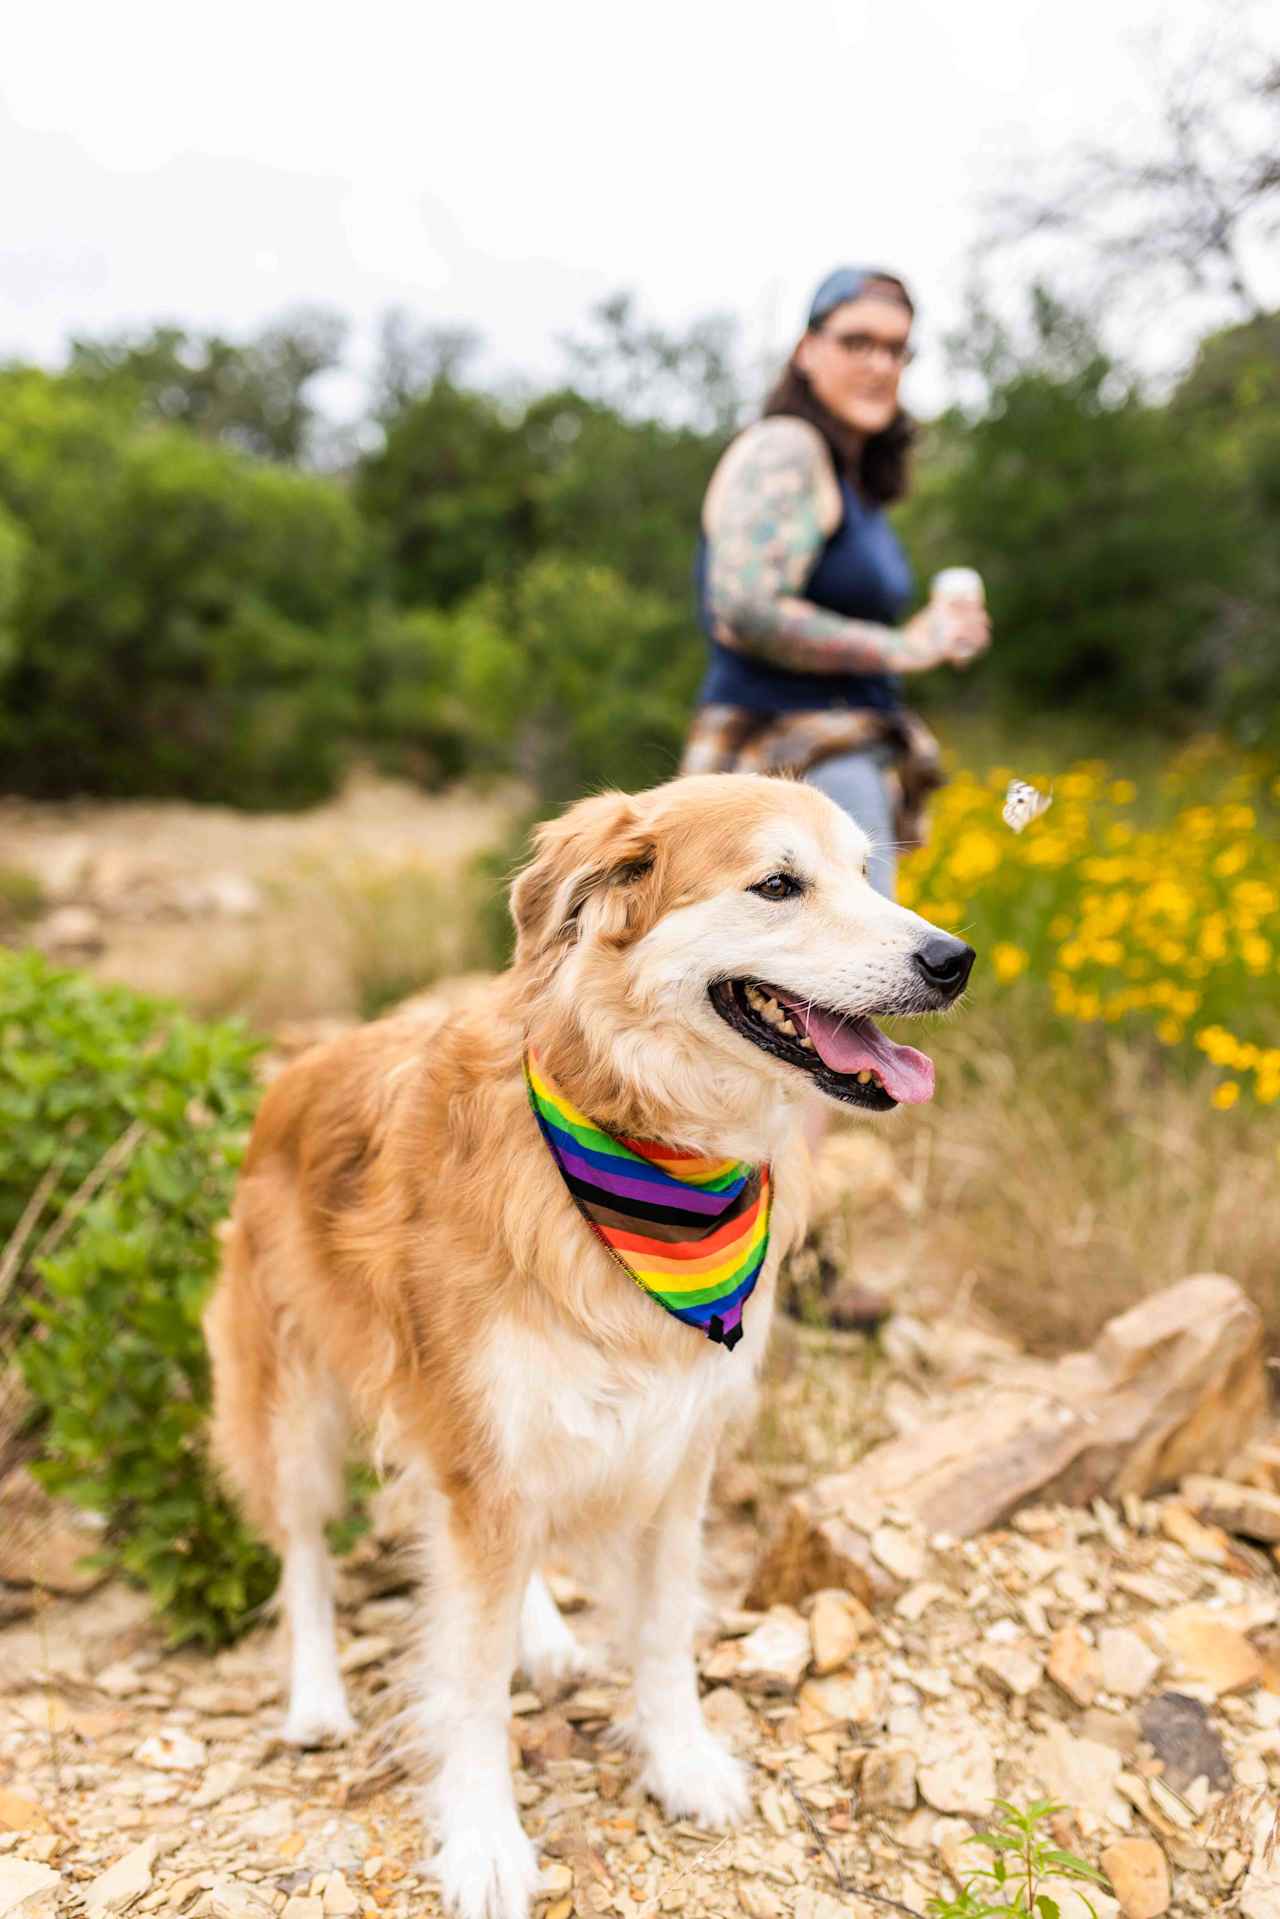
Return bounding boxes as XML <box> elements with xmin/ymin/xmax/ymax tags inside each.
<box><xmin>524</xmin><ymin>1050</ymin><xmax>770</xmax><ymax>1352</ymax></box>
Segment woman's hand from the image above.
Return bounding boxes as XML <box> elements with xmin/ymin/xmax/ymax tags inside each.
<box><xmin>899</xmin><ymin>599</ymin><xmax>991</xmax><ymax>671</ymax></box>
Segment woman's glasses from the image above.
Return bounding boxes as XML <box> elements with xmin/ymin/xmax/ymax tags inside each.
<box><xmin>819</xmin><ymin>327</ymin><xmax>914</xmax><ymax>367</ymax></box>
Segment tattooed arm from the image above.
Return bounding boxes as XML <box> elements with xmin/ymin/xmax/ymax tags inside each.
<box><xmin>703</xmin><ymin>417</ymin><xmax>951</xmax><ymax>674</ymax></box>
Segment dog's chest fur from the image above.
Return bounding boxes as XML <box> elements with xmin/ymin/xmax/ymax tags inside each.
<box><xmin>475</xmin><ymin>1302</ymin><xmax>769</xmax><ymax>1525</ymax></box>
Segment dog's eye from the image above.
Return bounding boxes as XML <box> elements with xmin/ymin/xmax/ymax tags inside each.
<box><xmin>750</xmin><ymin>873</ymin><xmax>804</xmax><ymax>901</ymax></box>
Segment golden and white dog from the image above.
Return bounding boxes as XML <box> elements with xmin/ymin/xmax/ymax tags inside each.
<box><xmin>204</xmin><ymin>772</ymin><xmax>973</xmax><ymax>1919</ymax></box>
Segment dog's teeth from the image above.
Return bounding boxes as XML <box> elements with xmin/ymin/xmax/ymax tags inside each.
<box><xmin>799</xmin><ymin>1034</ymin><xmax>814</xmax><ymax>1050</ymax></box>
<box><xmin>856</xmin><ymin>1070</ymin><xmax>872</xmax><ymax>1084</ymax></box>
<box><xmin>779</xmin><ymin>1018</ymin><xmax>796</xmax><ymax>1036</ymax></box>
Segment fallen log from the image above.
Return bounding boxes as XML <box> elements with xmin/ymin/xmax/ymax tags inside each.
<box><xmin>749</xmin><ymin>1274</ymin><xmax>1265</xmax><ymax>1608</ymax></box>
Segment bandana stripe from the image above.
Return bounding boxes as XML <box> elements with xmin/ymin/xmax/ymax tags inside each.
<box><xmin>526</xmin><ymin>1051</ymin><xmax>770</xmax><ymax>1351</ymax></box>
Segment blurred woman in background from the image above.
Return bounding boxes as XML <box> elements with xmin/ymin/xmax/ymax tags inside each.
<box><xmin>682</xmin><ymin>266</ymin><xmax>989</xmax><ymax>897</ymax></box>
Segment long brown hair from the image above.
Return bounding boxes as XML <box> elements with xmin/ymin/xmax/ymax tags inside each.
<box><xmin>763</xmin><ymin>275</ymin><xmax>917</xmax><ymax>506</ymax></box>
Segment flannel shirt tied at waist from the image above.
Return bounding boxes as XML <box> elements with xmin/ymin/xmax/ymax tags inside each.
<box><xmin>679</xmin><ymin>704</ymin><xmax>945</xmax><ymax>853</ymax></box>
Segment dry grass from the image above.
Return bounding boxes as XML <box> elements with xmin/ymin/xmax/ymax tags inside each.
<box><xmin>837</xmin><ymin>991</ymin><xmax>1280</xmax><ymax>1353</ymax></box>
<box><xmin>176</xmin><ymin>851</ymin><xmax>502</xmax><ymax>1027</ymax></box>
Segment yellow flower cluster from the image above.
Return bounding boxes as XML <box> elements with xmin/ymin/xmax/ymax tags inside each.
<box><xmin>898</xmin><ymin>741</ymin><xmax>1280</xmax><ymax>1109</ymax></box>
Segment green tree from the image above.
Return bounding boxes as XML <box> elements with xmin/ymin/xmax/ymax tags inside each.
<box><xmin>67</xmin><ymin>307</ymin><xmax>347</xmax><ymax>464</ymax></box>
<box><xmin>0</xmin><ymin>368</ymin><xmax>369</xmax><ymax>803</ymax></box>
<box><xmin>439</xmin><ymin>555</ymin><xmax>701</xmax><ymax>802</ymax></box>
<box><xmin>899</xmin><ymin>291</ymin><xmax>1241</xmax><ymax>723</ymax></box>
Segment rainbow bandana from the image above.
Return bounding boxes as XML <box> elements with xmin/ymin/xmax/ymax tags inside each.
<box><xmin>525</xmin><ymin>1051</ymin><xmax>770</xmax><ymax>1352</ymax></box>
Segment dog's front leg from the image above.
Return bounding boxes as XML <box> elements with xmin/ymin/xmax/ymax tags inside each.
<box><xmin>624</xmin><ymin>1452</ymin><xmax>752</xmax><ymax>1830</ymax></box>
<box><xmin>416</xmin><ymin>1487</ymin><xmax>539</xmax><ymax>1919</ymax></box>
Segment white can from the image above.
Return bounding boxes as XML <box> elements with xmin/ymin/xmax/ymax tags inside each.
<box><xmin>931</xmin><ymin>566</ymin><xmax>986</xmax><ymax>606</ymax></box>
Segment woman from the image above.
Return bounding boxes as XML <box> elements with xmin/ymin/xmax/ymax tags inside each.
<box><xmin>682</xmin><ymin>265</ymin><xmax>990</xmax><ymax>897</ymax></box>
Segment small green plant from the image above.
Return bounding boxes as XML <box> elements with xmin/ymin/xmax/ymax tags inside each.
<box><xmin>926</xmin><ymin>1800</ymin><xmax>1109</xmax><ymax>1919</ymax></box>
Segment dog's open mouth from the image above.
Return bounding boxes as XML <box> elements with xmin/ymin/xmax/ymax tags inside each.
<box><xmin>709</xmin><ymin>978</ymin><xmax>935</xmax><ymax>1111</ymax></box>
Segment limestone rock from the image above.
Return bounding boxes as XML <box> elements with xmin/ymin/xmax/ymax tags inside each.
<box><xmin>713</xmin><ymin>1607</ymin><xmax>811</xmax><ymax>1692</ymax></box>
<box><xmin>134</xmin><ymin>1727</ymin><xmax>207</xmax><ymax>1771</ymax></box>
<box><xmin>1100</xmin><ymin>1839</ymin><xmax>1170</xmax><ymax>1919</ymax></box>
<box><xmin>84</xmin><ymin>1838</ymin><xmax>159</xmax><ymax>1914</ymax></box>
<box><xmin>1159</xmin><ymin>1501</ymin><xmax>1234</xmax><ymax>1566</ymax></box>
<box><xmin>1029</xmin><ymin>1721</ymin><xmax>1125</xmax><ymax>1822</ymax></box>
<box><xmin>977</xmin><ymin>1641</ymin><xmax>1044</xmax><ymax>1698</ymax></box>
<box><xmin>1152</xmin><ymin>1606</ymin><xmax>1263</xmax><ymax>1695</ymax></box>
<box><xmin>1099</xmin><ymin>1628</ymin><xmax>1162</xmax><ymax>1700</ymax></box>
<box><xmin>750</xmin><ymin>1278</ymin><xmax>1264</xmax><ymax>1603</ymax></box>
<box><xmin>797</xmin><ymin>1669</ymin><xmax>887</xmax><ymax>1729</ymax></box>
<box><xmin>860</xmin><ymin>1746</ymin><xmax>917</xmax><ymax>1810</ymax></box>
<box><xmin>0</xmin><ymin>1794</ymin><xmax>48</xmax><ymax>1835</ymax></box>
<box><xmin>918</xmin><ymin>1719</ymin><xmax>997</xmax><ymax>1812</ymax></box>
<box><xmin>0</xmin><ymin>1859</ymin><xmax>60</xmax><ymax>1918</ymax></box>
<box><xmin>1048</xmin><ymin>1625</ymin><xmax>1102</xmax><ymax>1707</ymax></box>
<box><xmin>1182</xmin><ymin>1475</ymin><xmax>1280</xmax><ymax>1543</ymax></box>
<box><xmin>808</xmin><ymin>1589</ymin><xmax>870</xmax><ymax>1673</ymax></box>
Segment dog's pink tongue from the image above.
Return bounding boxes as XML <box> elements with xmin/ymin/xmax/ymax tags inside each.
<box><xmin>777</xmin><ymin>999</ymin><xmax>935</xmax><ymax>1104</ymax></box>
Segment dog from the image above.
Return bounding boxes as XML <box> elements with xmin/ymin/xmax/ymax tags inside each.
<box><xmin>203</xmin><ymin>771</ymin><xmax>973</xmax><ymax>1919</ymax></box>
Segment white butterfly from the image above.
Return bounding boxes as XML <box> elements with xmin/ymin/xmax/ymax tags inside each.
<box><xmin>1002</xmin><ymin>779</ymin><xmax>1053</xmax><ymax>834</ymax></box>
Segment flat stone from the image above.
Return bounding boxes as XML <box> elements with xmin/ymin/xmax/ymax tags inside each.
<box><xmin>1159</xmin><ymin>1502</ymin><xmax>1233</xmax><ymax>1567</ymax></box>
<box><xmin>870</xmin><ymin>1526</ymin><xmax>927</xmax><ymax>1583</ymax></box>
<box><xmin>918</xmin><ymin>1719</ymin><xmax>997</xmax><ymax>1812</ymax></box>
<box><xmin>977</xmin><ymin>1641</ymin><xmax>1044</xmax><ymax>1698</ymax></box>
<box><xmin>320</xmin><ymin>1880</ymin><xmax>360</xmax><ymax>1911</ymax></box>
<box><xmin>1029</xmin><ymin>1721</ymin><xmax>1124</xmax><ymax>1821</ymax></box>
<box><xmin>1099</xmin><ymin>1628</ymin><xmax>1162</xmax><ymax>1700</ymax></box>
<box><xmin>860</xmin><ymin>1747</ymin><xmax>917</xmax><ymax>1811</ymax></box>
<box><xmin>1048</xmin><ymin>1625</ymin><xmax>1102</xmax><ymax>1707</ymax></box>
<box><xmin>1138</xmin><ymin>1692</ymin><xmax>1231</xmax><ymax>1792</ymax></box>
<box><xmin>134</xmin><ymin>1729</ymin><xmax>207</xmax><ymax>1771</ymax></box>
<box><xmin>0</xmin><ymin>1859</ymin><xmax>60</xmax><ymax>1918</ymax></box>
<box><xmin>84</xmin><ymin>1838</ymin><xmax>159</xmax><ymax>1914</ymax></box>
<box><xmin>808</xmin><ymin>1590</ymin><xmax>870</xmax><ymax>1673</ymax></box>
<box><xmin>1101</xmin><ymin>1839</ymin><xmax>1169</xmax><ymax>1919</ymax></box>
<box><xmin>1182</xmin><ymin>1476</ymin><xmax>1280</xmax><ymax>1542</ymax></box>
<box><xmin>0</xmin><ymin>1796</ymin><xmax>49</xmax><ymax>1836</ymax></box>
<box><xmin>797</xmin><ymin>1669</ymin><xmax>887</xmax><ymax>1729</ymax></box>
<box><xmin>724</xmin><ymin>1608</ymin><xmax>812</xmax><ymax>1692</ymax></box>
<box><xmin>1153</xmin><ymin>1606</ymin><xmax>1263</xmax><ymax>1694</ymax></box>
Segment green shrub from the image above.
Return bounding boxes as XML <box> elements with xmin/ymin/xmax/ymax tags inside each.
<box><xmin>0</xmin><ymin>369</ymin><xmax>370</xmax><ymax>806</ymax></box>
<box><xmin>1</xmin><ymin>949</ymin><xmax>276</xmax><ymax>1643</ymax></box>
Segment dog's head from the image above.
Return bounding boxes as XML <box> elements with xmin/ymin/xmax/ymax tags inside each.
<box><xmin>510</xmin><ymin>774</ymin><xmax>974</xmax><ymax>1146</ymax></box>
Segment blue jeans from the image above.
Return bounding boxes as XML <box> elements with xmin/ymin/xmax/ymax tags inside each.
<box><xmin>805</xmin><ymin>747</ymin><xmax>897</xmax><ymax>898</ymax></box>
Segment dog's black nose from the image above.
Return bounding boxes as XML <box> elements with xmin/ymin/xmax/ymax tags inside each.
<box><xmin>912</xmin><ymin>934</ymin><xmax>975</xmax><ymax>998</ymax></box>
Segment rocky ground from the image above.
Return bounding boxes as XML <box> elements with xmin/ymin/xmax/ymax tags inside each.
<box><xmin>4</xmin><ymin>1347</ymin><xmax>1280</xmax><ymax>1919</ymax></box>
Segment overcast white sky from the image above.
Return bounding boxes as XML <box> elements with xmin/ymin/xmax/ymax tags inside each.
<box><xmin>3</xmin><ymin>0</ymin><xmax>1276</xmax><ymax>423</ymax></box>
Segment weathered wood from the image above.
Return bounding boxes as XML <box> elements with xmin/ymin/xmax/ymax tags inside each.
<box><xmin>749</xmin><ymin>1276</ymin><xmax>1264</xmax><ymax>1608</ymax></box>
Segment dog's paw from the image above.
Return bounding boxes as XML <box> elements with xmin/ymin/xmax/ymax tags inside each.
<box><xmin>517</xmin><ymin>1579</ymin><xmax>597</xmax><ymax>1697</ymax></box>
<box><xmin>518</xmin><ymin>1626</ymin><xmax>597</xmax><ymax>1697</ymax></box>
<box><xmin>640</xmin><ymin>1734</ymin><xmax>752</xmax><ymax>1830</ymax></box>
<box><xmin>429</xmin><ymin>1818</ymin><xmax>539</xmax><ymax>1919</ymax></box>
<box><xmin>281</xmin><ymin>1687</ymin><xmax>357</xmax><ymax>1749</ymax></box>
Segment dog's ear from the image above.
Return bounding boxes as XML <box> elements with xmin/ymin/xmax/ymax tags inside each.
<box><xmin>510</xmin><ymin>791</ymin><xmax>658</xmax><ymax>965</ymax></box>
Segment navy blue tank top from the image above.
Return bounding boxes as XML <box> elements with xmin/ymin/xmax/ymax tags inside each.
<box><xmin>694</xmin><ymin>468</ymin><xmax>913</xmax><ymax>714</ymax></box>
